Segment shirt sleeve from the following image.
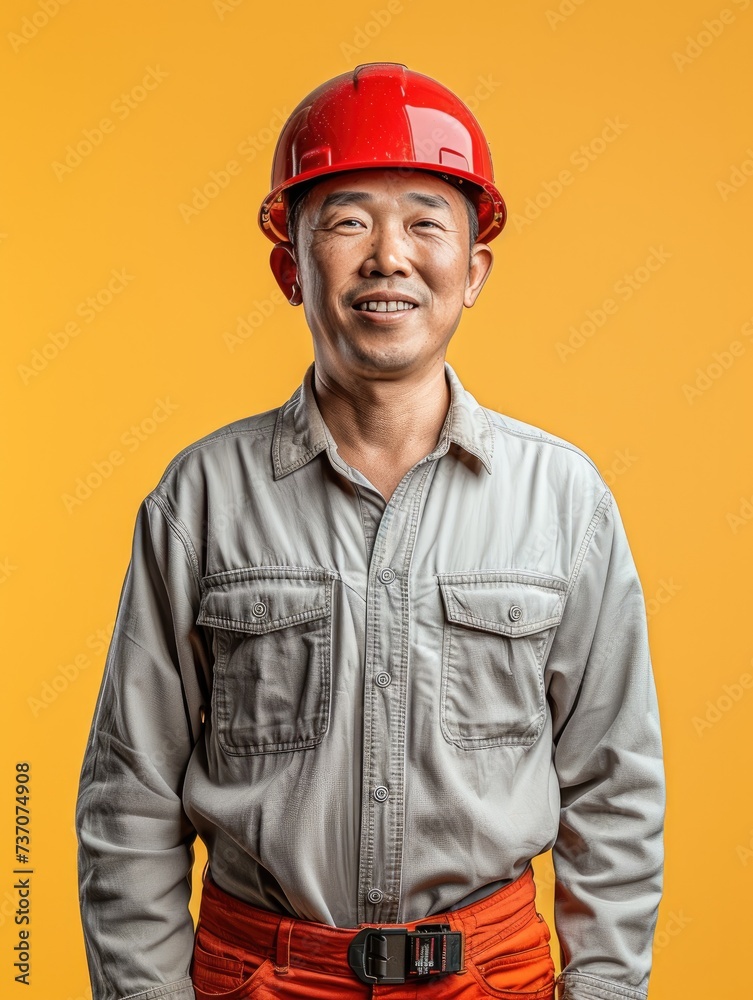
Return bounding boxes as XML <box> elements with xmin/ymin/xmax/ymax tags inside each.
<box><xmin>75</xmin><ymin>491</ymin><xmax>208</xmax><ymax>1000</ymax></box>
<box><xmin>546</xmin><ymin>491</ymin><xmax>666</xmax><ymax>1000</ymax></box>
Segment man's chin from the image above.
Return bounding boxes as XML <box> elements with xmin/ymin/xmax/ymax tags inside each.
<box><xmin>342</xmin><ymin>345</ymin><xmax>424</xmax><ymax>378</ymax></box>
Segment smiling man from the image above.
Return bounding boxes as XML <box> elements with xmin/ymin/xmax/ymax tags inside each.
<box><xmin>269</xmin><ymin>168</ymin><xmax>493</xmax><ymax>503</ymax></box>
<box><xmin>76</xmin><ymin>64</ymin><xmax>665</xmax><ymax>1000</ymax></box>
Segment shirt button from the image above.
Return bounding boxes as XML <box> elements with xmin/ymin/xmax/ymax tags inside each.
<box><xmin>367</xmin><ymin>888</ymin><xmax>384</xmax><ymax>904</ymax></box>
<box><xmin>373</xmin><ymin>785</ymin><xmax>389</xmax><ymax>802</ymax></box>
<box><xmin>378</xmin><ymin>568</ymin><xmax>396</xmax><ymax>585</ymax></box>
<box><xmin>508</xmin><ymin>604</ymin><xmax>523</xmax><ymax>622</ymax></box>
<box><xmin>252</xmin><ymin>601</ymin><xmax>267</xmax><ymax>618</ymax></box>
<box><xmin>375</xmin><ymin>672</ymin><xmax>392</xmax><ymax>688</ymax></box>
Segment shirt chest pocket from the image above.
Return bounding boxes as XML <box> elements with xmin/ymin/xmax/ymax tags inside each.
<box><xmin>197</xmin><ymin>568</ymin><xmax>337</xmax><ymax>756</ymax></box>
<box><xmin>437</xmin><ymin>574</ymin><xmax>566</xmax><ymax>749</ymax></box>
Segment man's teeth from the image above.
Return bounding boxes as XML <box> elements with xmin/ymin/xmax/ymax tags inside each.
<box><xmin>356</xmin><ymin>301</ymin><xmax>416</xmax><ymax>312</ymax></box>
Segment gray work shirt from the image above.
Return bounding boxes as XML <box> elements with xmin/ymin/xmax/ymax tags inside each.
<box><xmin>75</xmin><ymin>361</ymin><xmax>665</xmax><ymax>1000</ymax></box>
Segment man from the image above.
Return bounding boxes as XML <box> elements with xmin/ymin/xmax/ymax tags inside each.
<box><xmin>76</xmin><ymin>63</ymin><xmax>665</xmax><ymax>1000</ymax></box>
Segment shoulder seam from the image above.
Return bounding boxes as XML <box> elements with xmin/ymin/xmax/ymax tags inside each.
<box><xmin>147</xmin><ymin>492</ymin><xmax>201</xmax><ymax>584</ymax></box>
<box><xmin>485</xmin><ymin>410</ymin><xmax>608</xmax><ymax>486</ymax></box>
<box><xmin>566</xmin><ymin>489</ymin><xmax>614</xmax><ymax>598</ymax></box>
<box><xmin>158</xmin><ymin>416</ymin><xmax>278</xmax><ymax>483</ymax></box>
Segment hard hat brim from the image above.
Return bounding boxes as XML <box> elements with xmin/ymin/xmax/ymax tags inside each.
<box><xmin>259</xmin><ymin>162</ymin><xmax>506</xmax><ymax>244</ymax></box>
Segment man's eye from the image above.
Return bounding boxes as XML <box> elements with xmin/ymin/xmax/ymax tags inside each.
<box><xmin>335</xmin><ymin>218</ymin><xmax>364</xmax><ymax>229</ymax></box>
<box><xmin>414</xmin><ymin>219</ymin><xmax>440</xmax><ymax>228</ymax></box>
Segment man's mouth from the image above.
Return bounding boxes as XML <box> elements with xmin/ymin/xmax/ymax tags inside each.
<box><xmin>354</xmin><ymin>301</ymin><xmax>417</xmax><ymax>312</ymax></box>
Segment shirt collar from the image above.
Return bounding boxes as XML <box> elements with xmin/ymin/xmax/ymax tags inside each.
<box><xmin>272</xmin><ymin>361</ymin><xmax>494</xmax><ymax>480</ymax></box>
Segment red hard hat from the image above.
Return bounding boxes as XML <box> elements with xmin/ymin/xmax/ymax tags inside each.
<box><xmin>258</xmin><ymin>62</ymin><xmax>506</xmax><ymax>244</ymax></box>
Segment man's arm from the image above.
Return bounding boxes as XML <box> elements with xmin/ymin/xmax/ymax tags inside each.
<box><xmin>546</xmin><ymin>491</ymin><xmax>665</xmax><ymax>1000</ymax></box>
<box><xmin>75</xmin><ymin>492</ymin><xmax>207</xmax><ymax>1000</ymax></box>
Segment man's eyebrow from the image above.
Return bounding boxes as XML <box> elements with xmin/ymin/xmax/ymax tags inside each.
<box><xmin>318</xmin><ymin>191</ymin><xmax>453</xmax><ymax>212</ymax></box>
<box><xmin>402</xmin><ymin>192</ymin><xmax>452</xmax><ymax>211</ymax></box>
<box><xmin>319</xmin><ymin>191</ymin><xmax>372</xmax><ymax>210</ymax></box>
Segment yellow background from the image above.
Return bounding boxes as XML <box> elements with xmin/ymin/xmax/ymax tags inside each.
<box><xmin>2</xmin><ymin>0</ymin><xmax>752</xmax><ymax>996</ymax></box>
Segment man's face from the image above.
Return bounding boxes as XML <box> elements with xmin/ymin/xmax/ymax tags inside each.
<box><xmin>278</xmin><ymin>168</ymin><xmax>493</xmax><ymax>381</ymax></box>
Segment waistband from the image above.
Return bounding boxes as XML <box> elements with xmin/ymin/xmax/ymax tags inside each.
<box><xmin>196</xmin><ymin>866</ymin><xmax>539</xmax><ymax>977</ymax></box>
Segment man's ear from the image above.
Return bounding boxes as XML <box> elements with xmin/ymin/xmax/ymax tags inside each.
<box><xmin>464</xmin><ymin>243</ymin><xmax>494</xmax><ymax>308</ymax></box>
<box><xmin>270</xmin><ymin>242</ymin><xmax>302</xmax><ymax>306</ymax></box>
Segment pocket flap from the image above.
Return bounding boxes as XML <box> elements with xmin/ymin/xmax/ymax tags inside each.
<box><xmin>198</xmin><ymin>569</ymin><xmax>334</xmax><ymax>634</ymax></box>
<box><xmin>438</xmin><ymin>574</ymin><xmax>566</xmax><ymax>637</ymax></box>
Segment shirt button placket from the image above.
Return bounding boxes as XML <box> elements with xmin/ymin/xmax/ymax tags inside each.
<box><xmin>359</xmin><ymin>466</ymin><xmax>432</xmax><ymax>924</ymax></box>
<box><xmin>360</xmin><ymin>535</ymin><xmax>405</xmax><ymax>920</ymax></box>
<box><xmin>372</xmin><ymin>566</ymin><xmax>398</xmax><ymax>916</ymax></box>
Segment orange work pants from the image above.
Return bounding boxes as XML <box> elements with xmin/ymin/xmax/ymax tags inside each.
<box><xmin>191</xmin><ymin>865</ymin><xmax>556</xmax><ymax>999</ymax></box>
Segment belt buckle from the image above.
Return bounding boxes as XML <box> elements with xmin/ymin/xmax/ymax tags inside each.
<box><xmin>348</xmin><ymin>923</ymin><xmax>464</xmax><ymax>985</ymax></box>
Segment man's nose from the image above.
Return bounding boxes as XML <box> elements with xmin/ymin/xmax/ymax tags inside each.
<box><xmin>359</xmin><ymin>221</ymin><xmax>413</xmax><ymax>277</ymax></box>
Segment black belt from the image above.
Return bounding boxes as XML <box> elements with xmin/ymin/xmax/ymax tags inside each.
<box><xmin>347</xmin><ymin>923</ymin><xmax>464</xmax><ymax>985</ymax></box>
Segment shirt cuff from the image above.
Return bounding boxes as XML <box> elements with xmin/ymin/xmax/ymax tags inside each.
<box><xmin>120</xmin><ymin>979</ymin><xmax>195</xmax><ymax>1000</ymax></box>
<box><xmin>557</xmin><ymin>972</ymin><xmax>648</xmax><ymax>1000</ymax></box>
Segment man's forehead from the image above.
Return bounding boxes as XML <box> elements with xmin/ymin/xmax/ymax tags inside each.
<box><xmin>303</xmin><ymin>169</ymin><xmax>462</xmax><ymax>212</ymax></box>
<box><xmin>318</xmin><ymin>188</ymin><xmax>453</xmax><ymax>212</ymax></box>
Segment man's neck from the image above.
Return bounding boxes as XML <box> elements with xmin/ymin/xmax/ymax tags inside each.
<box><xmin>312</xmin><ymin>361</ymin><xmax>451</xmax><ymax>499</ymax></box>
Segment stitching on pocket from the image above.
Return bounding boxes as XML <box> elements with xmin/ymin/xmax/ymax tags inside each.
<box><xmin>466</xmin><ymin>948</ymin><xmax>555</xmax><ymax>999</ymax></box>
<box><xmin>192</xmin><ymin>957</ymin><xmax>274</xmax><ymax>999</ymax></box>
<box><xmin>204</xmin><ymin>571</ymin><xmax>335</xmax><ymax>756</ymax></box>
<box><xmin>439</xmin><ymin>579</ymin><xmax>556</xmax><ymax>749</ymax></box>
